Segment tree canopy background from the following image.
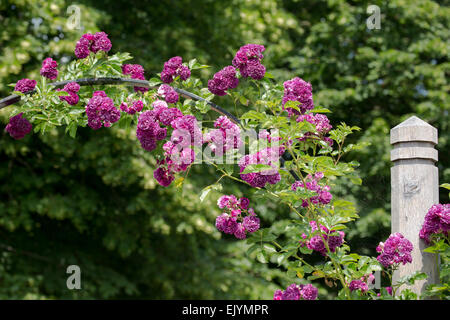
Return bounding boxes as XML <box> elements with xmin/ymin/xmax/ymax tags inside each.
<box><xmin>0</xmin><ymin>0</ymin><xmax>448</xmax><ymax>299</ymax></box>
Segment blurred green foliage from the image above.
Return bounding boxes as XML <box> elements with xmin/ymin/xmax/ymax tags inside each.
<box><xmin>0</xmin><ymin>0</ymin><xmax>448</xmax><ymax>299</ymax></box>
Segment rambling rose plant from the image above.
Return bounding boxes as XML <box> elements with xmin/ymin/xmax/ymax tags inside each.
<box><xmin>419</xmin><ymin>196</ymin><xmax>450</xmax><ymax>299</ymax></box>
<box><xmin>3</xmin><ymin>31</ymin><xmax>431</xmax><ymax>300</ymax></box>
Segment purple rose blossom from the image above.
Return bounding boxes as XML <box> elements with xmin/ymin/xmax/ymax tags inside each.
<box><xmin>300</xmin><ymin>284</ymin><xmax>319</xmax><ymax>300</ymax></box>
<box><xmin>281</xmin><ymin>284</ymin><xmax>302</xmax><ymax>300</ymax></box>
<box><xmin>5</xmin><ymin>113</ymin><xmax>32</xmax><ymax>140</ymax></box>
<box><xmin>215</xmin><ymin>213</ymin><xmax>229</xmax><ymax>232</ymax></box>
<box><xmin>282</xmin><ymin>77</ymin><xmax>314</xmax><ymax>116</ymax></box>
<box><xmin>151</xmin><ymin>100</ymin><xmax>169</xmax><ymax>115</ymax></box>
<box><xmin>297</xmin><ymin>113</ymin><xmax>332</xmax><ymax>134</ymax></box>
<box><xmin>14</xmin><ymin>78</ymin><xmax>36</xmax><ymax>93</ymax></box>
<box><xmin>273</xmin><ymin>290</ymin><xmax>283</xmax><ymax>300</ymax></box>
<box><xmin>120</xmin><ymin>100</ymin><xmax>144</xmax><ymax>115</ymax></box>
<box><xmin>274</xmin><ymin>283</ymin><xmax>318</xmax><ymax>300</ymax></box>
<box><xmin>157</xmin><ymin>84</ymin><xmax>179</xmax><ymax>104</ymax></box>
<box><xmin>162</xmin><ymin>141</ymin><xmax>195</xmax><ymax>173</ymax></box>
<box><xmin>40</xmin><ymin>58</ymin><xmax>58</xmax><ymax>80</ymax></box>
<box><xmin>57</xmin><ymin>82</ymin><xmax>80</xmax><ymax>105</ymax></box>
<box><xmin>239</xmin><ymin>58</ymin><xmax>266</xmax><ymax>80</ymax></box>
<box><xmin>215</xmin><ymin>194</ymin><xmax>260</xmax><ymax>239</ymax></box>
<box><xmin>75</xmin><ymin>37</ymin><xmax>91</xmax><ymax>59</ymax></box>
<box><xmin>122</xmin><ymin>63</ymin><xmax>149</xmax><ymax>93</ymax></box>
<box><xmin>217</xmin><ymin>195</ymin><xmax>238</xmax><ymax>209</ymax></box>
<box><xmin>242</xmin><ymin>215</ymin><xmax>260</xmax><ymax>233</ymax></box>
<box><xmin>208</xmin><ymin>66</ymin><xmax>239</xmax><ymax>96</ymax></box>
<box><xmin>158</xmin><ymin>108</ymin><xmax>183</xmax><ymax>127</ymax></box>
<box><xmin>203</xmin><ymin>116</ymin><xmax>242</xmax><ymax>155</ymax></box>
<box><xmin>300</xmin><ymin>221</ymin><xmax>345</xmax><ymax>256</ymax></box>
<box><xmin>232</xmin><ymin>44</ymin><xmax>266</xmax><ymax>80</ymax></box>
<box><xmin>291</xmin><ymin>172</ymin><xmax>332</xmax><ymax>207</ymax></box>
<box><xmin>90</xmin><ymin>31</ymin><xmax>112</xmax><ymax>53</ymax></box>
<box><xmin>349</xmin><ymin>279</ymin><xmax>369</xmax><ymax>293</ymax></box>
<box><xmin>419</xmin><ymin>204</ymin><xmax>450</xmax><ymax>244</ymax></box>
<box><xmin>153</xmin><ymin>166</ymin><xmax>175</xmax><ymax>187</ymax></box>
<box><xmin>160</xmin><ymin>56</ymin><xmax>191</xmax><ymax>83</ymax></box>
<box><xmin>376</xmin><ymin>233</ymin><xmax>413</xmax><ymax>268</ymax></box>
<box><xmin>170</xmin><ymin>115</ymin><xmax>203</xmax><ymax>146</ymax></box>
<box><xmin>220</xmin><ymin>215</ymin><xmax>238</xmax><ymax>235</ymax></box>
<box><xmin>85</xmin><ymin>91</ymin><xmax>120</xmax><ymax>130</ymax></box>
<box><xmin>136</xmin><ymin>110</ymin><xmax>165</xmax><ymax>151</ymax></box>
<box><xmin>234</xmin><ymin>223</ymin><xmax>247</xmax><ymax>239</ymax></box>
<box><xmin>238</xmin><ymin>197</ymin><xmax>250</xmax><ymax>210</ymax></box>
<box><xmin>75</xmin><ymin>32</ymin><xmax>111</xmax><ymax>59</ymax></box>
<box><xmin>238</xmin><ymin>147</ymin><xmax>283</xmax><ymax>188</ymax></box>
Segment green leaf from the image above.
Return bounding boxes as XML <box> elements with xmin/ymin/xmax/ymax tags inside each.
<box><xmin>68</xmin><ymin>123</ymin><xmax>77</xmax><ymax>138</ymax></box>
<box><xmin>311</xmin><ymin>107</ymin><xmax>331</xmax><ymax>113</ymax></box>
<box><xmin>440</xmin><ymin>183</ymin><xmax>450</xmax><ymax>199</ymax></box>
<box><xmin>397</xmin><ymin>271</ymin><xmax>428</xmax><ymax>286</ymax></box>
<box><xmin>440</xmin><ymin>183</ymin><xmax>450</xmax><ymax>190</ymax></box>
<box><xmin>199</xmin><ymin>183</ymin><xmax>222</xmax><ymax>202</ymax></box>
<box><xmin>299</xmin><ymin>246</ymin><xmax>313</xmax><ymax>255</ymax></box>
<box><xmin>239</xmin><ymin>95</ymin><xmax>249</xmax><ymax>106</ymax></box>
<box><xmin>241</xmin><ymin>164</ymin><xmax>274</xmax><ymax>174</ymax></box>
<box><xmin>69</xmin><ymin>108</ymin><xmax>86</xmax><ymax>115</ymax></box>
<box><xmin>241</xmin><ymin>110</ymin><xmax>265</xmax><ymax>121</ymax></box>
<box><xmin>148</xmin><ymin>77</ymin><xmax>162</xmax><ymax>87</ymax></box>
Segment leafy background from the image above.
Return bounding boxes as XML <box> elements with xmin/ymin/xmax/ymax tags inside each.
<box><xmin>0</xmin><ymin>0</ymin><xmax>448</xmax><ymax>299</ymax></box>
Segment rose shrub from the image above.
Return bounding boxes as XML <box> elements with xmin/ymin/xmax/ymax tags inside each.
<box><xmin>3</xmin><ymin>31</ymin><xmax>439</xmax><ymax>300</ymax></box>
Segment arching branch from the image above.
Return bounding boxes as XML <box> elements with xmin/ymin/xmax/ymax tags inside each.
<box><xmin>0</xmin><ymin>77</ymin><xmax>241</xmax><ymax>125</ymax></box>
<box><xmin>0</xmin><ymin>77</ymin><xmax>298</xmax><ymax>180</ymax></box>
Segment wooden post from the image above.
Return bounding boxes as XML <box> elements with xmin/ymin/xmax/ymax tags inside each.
<box><xmin>390</xmin><ymin>116</ymin><xmax>440</xmax><ymax>296</ymax></box>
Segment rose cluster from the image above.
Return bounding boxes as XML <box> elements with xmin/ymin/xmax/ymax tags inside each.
<box><xmin>291</xmin><ymin>172</ymin><xmax>332</xmax><ymax>207</ymax></box>
<box><xmin>57</xmin><ymin>82</ymin><xmax>80</xmax><ymax>105</ymax></box>
<box><xmin>122</xmin><ymin>64</ymin><xmax>149</xmax><ymax>93</ymax></box>
<box><xmin>207</xmin><ymin>44</ymin><xmax>265</xmax><ymax>96</ymax></box>
<box><xmin>160</xmin><ymin>56</ymin><xmax>191</xmax><ymax>83</ymax></box>
<box><xmin>136</xmin><ymin>105</ymin><xmax>169</xmax><ymax>152</ymax></box>
<box><xmin>273</xmin><ymin>283</ymin><xmax>318</xmax><ymax>300</ymax></box>
<box><xmin>258</xmin><ymin>129</ymin><xmax>282</xmax><ymax>144</ymax></box>
<box><xmin>85</xmin><ymin>91</ymin><xmax>121</xmax><ymax>130</ymax></box>
<box><xmin>300</xmin><ymin>221</ymin><xmax>345</xmax><ymax>256</ymax></box>
<box><xmin>120</xmin><ymin>100</ymin><xmax>144</xmax><ymax>115</ymax></box>
<box><xmin>348</xmin><ymin>274</ymin><xmax>375</xmax><ymax>293</ymax></box>
<box><xmin>157</xmin><ymin>84</ymin><xmax>179</xmax><ymax>104</ymax></box>
<box><xmin>215</xmin><ymin>195</ymin><xmax>260</xmax><ymax>239</ymax></box>
<box><xmin>296</xmin><ymin>113</ymin><xmax>333</xmax><ymax>147</ymax></box>
<box><xmin>297</xmin><ymin>113</ymin><xmax>332</xmax><ymax>135</ymax></box>
<box><xmin>159</xmin><ymin>115</ymin><xmax>201</xmax><ymax>184</ymax></box>
<box><xmin>238</xmin><ymin>146</ymin><xmax>284</xmax><ymax>188</ymax></box>
<box><xmin>376</xmin><ymin>233</ymin><xmax>413</xmax><ymax>268</ymax></box>
<box><xmin>282</xmin><ymin>77</ymin><xmax>314</xmax><ymax>116</ymax></box>
<box><xmin>419</xmin><ymin>203</ymin><xmax>450</xmax><ymax>244</ymax></box>
<box><xmin>203</xmin><ymin>116</ymin><xmax>242</xmax><ymax>155</ymax></box>
<box><xmin>40</xmin><ymin>58</ymin><xmax>58</xmax><ymax>80</ymax></box>
<box><xmin>142</xmin><ymin>100</ymin><xmax>202</xmax><ymax>187</ymax></box>
<box><xmin>75</xmin><ymin>32</ymin><xmax>112</xmax><ymax>59</ymax></box>
<box><xmin>207</xmin><ymin>66</ymin><xmax>239</xmax><ymax>96</ymax></box>
<box><xmin>14</xmin><ymin>78</ymin><xmax>36</xmax><ymax>93</ymax></box>
<box><xmin>5</xmin><ymin>113</ymin><xmax>32</xmax><ymax>140</ymax></box>
<box><xmin>232</xmin><ymin>44</ymin><xmax>266</xmax><ymax>80</ymax></box>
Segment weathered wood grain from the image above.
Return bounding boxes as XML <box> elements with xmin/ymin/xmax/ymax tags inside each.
<box><xmin>390</xmin><ymin>116</ymin><xmax>440</xmax><ymax>296</ymax></box>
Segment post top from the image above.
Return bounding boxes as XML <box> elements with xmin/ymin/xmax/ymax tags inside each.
<box><xmin>390</xmin><ymin>116</ymin><xmax>438</xmax><ymax>145</ymax></box>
